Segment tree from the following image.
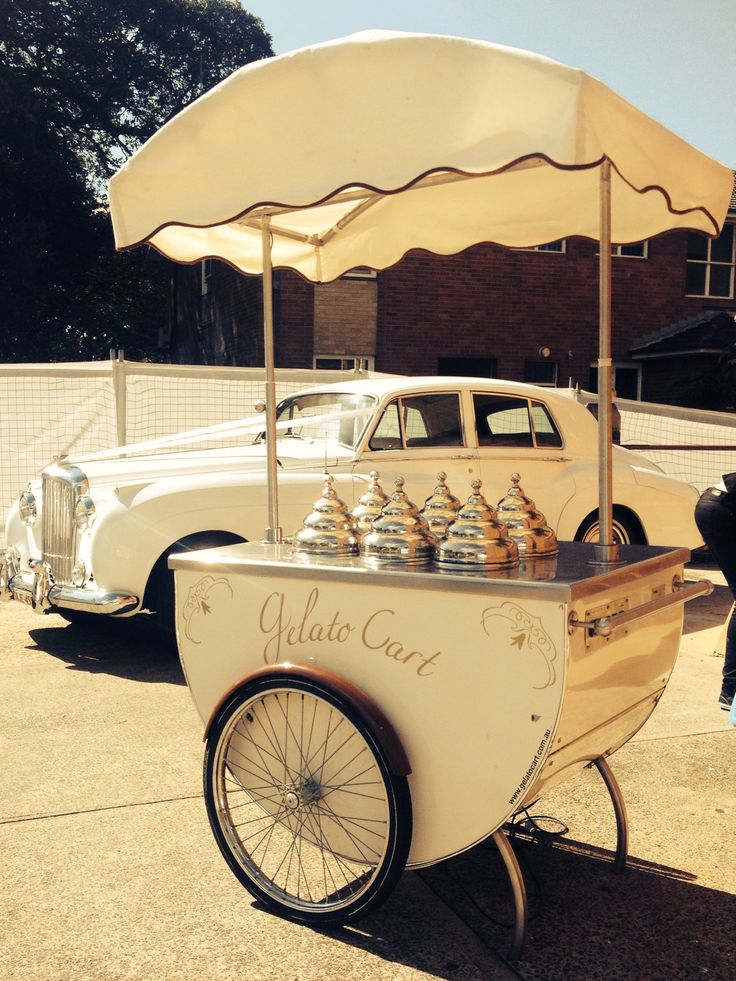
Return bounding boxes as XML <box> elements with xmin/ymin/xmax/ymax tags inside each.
<box><xmin>0</xmin><ymin>0</ymin><xmax>273</xmax><ymax>360</ymax></box>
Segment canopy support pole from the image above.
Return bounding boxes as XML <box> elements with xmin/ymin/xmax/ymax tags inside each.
<box><xmin>262</xmin><ymin>216</ymin><xmax>282</xmax><ymax>543</ymax></box>
<box><xmin>593</xmin><ymin>159</ymin><xmax>621</xmax><ymax>565</ymax></box>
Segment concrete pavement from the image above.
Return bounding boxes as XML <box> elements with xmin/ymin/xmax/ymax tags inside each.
<box><xmin>1</xmin><ymin>559</ymin><xmax>734</xmax><ymax>980</ymax></box>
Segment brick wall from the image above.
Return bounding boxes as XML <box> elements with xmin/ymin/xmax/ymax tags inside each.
<box><xmin>375</xmin><ymin>232</ymin><xmax>735</xmax><ymax>389</ymax></box>
<box><xmin>314</xmin><ymin>279</ymin><xmax>378</xmax><ymax>358</ymax></box>
<box><xmin>170</xmin><ymin>228</ymin><xmax>735</xmax><ymax>406</ymax></box>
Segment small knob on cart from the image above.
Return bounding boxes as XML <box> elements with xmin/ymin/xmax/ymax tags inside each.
<box><xmin>420</xmin><ymin>472</ymin><xmax>462</xmax><ymax>541</ymax></box>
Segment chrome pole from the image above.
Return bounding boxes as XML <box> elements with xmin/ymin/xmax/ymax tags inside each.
<box><xmin>593</xmin><ymin>159</ymin><xmax>620</xmax><ymax>564</ymax></box>
<box><xmin>262</xmin><ymin>216</ymin><xmax>282</xmax><ymax>543</ymax></box>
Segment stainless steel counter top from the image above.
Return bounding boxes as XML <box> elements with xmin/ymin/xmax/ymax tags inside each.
<box><xmin>170</xmin><ymin>540</ymin><xmax>691</xmax><ymax>604</ymax></box>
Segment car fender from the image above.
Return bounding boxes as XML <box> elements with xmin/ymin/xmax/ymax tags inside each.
<box><xmin>85</xmin><ymin>470</ymin><xmax>360</xmax><ymax>603</ymax></box>
<box><xmin>555</xmin><ymin>462</ymin><xmax>701</xmax><ymax>547</ymax></box>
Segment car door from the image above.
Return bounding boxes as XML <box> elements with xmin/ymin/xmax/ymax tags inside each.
<box><xmin>354</xmin><ymin>390</ymin><xmax>481</xmax><ymax>503</ymax></box>
<box><xmin>472</xmin><ymin>391</ymin><xmax>576</xmax><ymax>529</ymax></box>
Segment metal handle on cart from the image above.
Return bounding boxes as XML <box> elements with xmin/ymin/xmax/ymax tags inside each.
<box><xmin>569</xmin><ymin>577</ymin><xmax>713</xmax><ymax>638</ymax></box>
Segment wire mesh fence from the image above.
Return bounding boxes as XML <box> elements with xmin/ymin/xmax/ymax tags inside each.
<box><xmin>617</xmin><ymin>398</ymin><xmax>736</xmax><ymax>492</ymax></box>
<box><xmin>0</xmin><ymin>359</ymin><xmax>381</xmax><ymax>544</ymax></box>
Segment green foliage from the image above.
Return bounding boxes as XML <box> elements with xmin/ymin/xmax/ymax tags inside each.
<box><xmin>0</xmin><ymin>0</ymin><xmax>272</xmax><ymax>361</ymax></box>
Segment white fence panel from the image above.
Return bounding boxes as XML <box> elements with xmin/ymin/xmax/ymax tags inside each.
<box><xmin>0</xmin><ymin>359</ymin><xmax>383</xmax><ymax>544</ymax></box>
<box><xmin>617</xmin><ymin>398</ymin><xmax>736</xmax><ymax>492</ymax></box>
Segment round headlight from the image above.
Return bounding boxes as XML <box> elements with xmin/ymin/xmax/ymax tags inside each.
<box><xmin>19</xmin><ymin>488</ymin><xmax>37</xmax><ymax>526</ymax></box>
<box><xmin>74</xmin><ymin>495</ymin><xmax>96</xmax><ymax>531</ymax></box>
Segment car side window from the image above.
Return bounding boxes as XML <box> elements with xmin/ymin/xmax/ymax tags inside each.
<box><xmin>473</xmin><ymin>394</ymin><xmax>534</xmax><ymax>447</ymax></box>
<box><xmin>369</xmin><ymin>402</ymin><xmax>403</xmax><ymax>450</ymax></box>
<box><xmin>369</xmin><ymin>393</ymin><xmax>464</xmax><ymax>450</ymax></box>
<box><xmin>473</xmin><ymin>394</ymin><xmax>563</xmax><ymax>448</ymax></box>
<box><xmin>530</xmin><ymin>401</ymin><xmax>563</xmax><ymax>448</ymax></box>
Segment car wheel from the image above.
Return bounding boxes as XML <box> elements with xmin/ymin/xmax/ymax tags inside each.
<box><xmin>147</xmin><ymin>532</ymin><xmax>245</xmax><ymax>649</ymax></box>
<box><xmin>575</xmin><ymin>508</ymin><xmax>645</xmax><ymax>546</ymax></box>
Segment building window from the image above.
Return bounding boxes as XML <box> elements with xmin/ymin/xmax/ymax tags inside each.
<box><xmin>612</xmin><ymin>242</ymin><xmax>648</xmax><ymax>258</ymax></box>
<box><xmin>313</xmin><ymin>355</ymin><xmax>375</xmax><ymax>371</ymax></box>
<box><xmin>588</xmin><ymin>363</ymin><xmax>642</xmax><ymax>400</ymax></box>
<box><xmin>342</xmin><ymin>267</ymin><xmax>377</xmax><ymax>279</ymax></box>
<box><xmin>686</xmin><ymin>222</ymin><xmax>735</xmax><ymax>298</ymax></box>
<box><xmin>524</xmin><ymin>359</ymin><xmax>558</xmax><ymax>386</ymax></box>
<box><xmin>520</xmin><ymin>240</ymin><xmax>566</xmax><ymax>253</ymax></box>
<box><xmin>437</xmin><ymin>356</ymin><xmax>497</xmax><ymax>378</ymax></box>
<box><xmin>597</xmin><ymin>243</ymin><xmax>648</xmax><ymax>258</ymax></box>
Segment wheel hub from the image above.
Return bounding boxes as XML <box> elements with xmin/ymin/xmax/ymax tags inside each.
<box><xmin>282</xmin><ymin>777</ymin><xmax>322</xmax><ymax>810</ymax></box>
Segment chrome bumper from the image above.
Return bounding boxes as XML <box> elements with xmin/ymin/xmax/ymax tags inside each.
<box><xmin>1</xmin><ymin>549</ymin><xmax>138</xmax><ymax>616</ymax></box>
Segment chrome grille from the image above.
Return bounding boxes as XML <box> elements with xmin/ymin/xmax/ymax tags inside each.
<box><xmin>42</xmin><ymin>471</ymin><xmax>79</xmax><ymax>585</ymax></box>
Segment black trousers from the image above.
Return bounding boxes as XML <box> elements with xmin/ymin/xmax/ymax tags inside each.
<box><xmin>694</xmin><ymin>486</ymin><xmax>736</xmax><ymax>699</ymax></box>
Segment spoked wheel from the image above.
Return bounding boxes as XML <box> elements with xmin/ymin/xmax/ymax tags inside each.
<box><xmin>204</xmin><ymin>675</ymin><xmax>412</xmax><ymax>926</ymax></box>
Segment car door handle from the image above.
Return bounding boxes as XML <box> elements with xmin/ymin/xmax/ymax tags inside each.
<box><xmin>451</xmin><ymin>453</ymin><xmax>479</xmax><ymax>460</ymax></box>
<box><xmin>542</xmin><ymin>456</ymin><xmax>571</xmax><ymax>462</ymax></box>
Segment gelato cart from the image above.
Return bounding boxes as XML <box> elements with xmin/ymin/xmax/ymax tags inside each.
<box><xmin>167</xmin><ymin>473</ymin><xmax>709</xmax><ymax>952</ymax></box>
<box><xmin>108</xmin><ymin>31</ymin><xmax>733</xmax><ymax>953</ymax></box>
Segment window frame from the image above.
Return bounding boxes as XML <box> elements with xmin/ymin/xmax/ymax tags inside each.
<box><xmin>523</xmin><ymin>359</ymin><xmax>559</xmax><ymax>387</ymax></box>
<box><xmin>611</xmin><ymin>242</ymin><xmax>648</xmax><ymax>258</ymax></box>
<box><xmin>518</xmin><ymin>240</ymin><xmax>567</xmax><ymax>254</ymax></box>
<box><xmin>685</xmin><ymin>222</ymin><xmax>735</xmax><ymax>299</ymax></box>
<box><xmin>588</xmin><ymin>362</ymin><xmax>642</xmax><ymax>401</ymax></box>
<box><xmin>367</xmin><ymin>392</ymin><xmax>465</xmax><ymax>451</ymax></box>
<box><xmin>341</xmin><ymin>267</ymin><xmax>378</xmax><ymax>279</ymax></box>
<box><xmin>471</xmin><ymin>392</ymin><xmax>563</xmax><ymax>450</ymax></box>
<box><xmin>313</xmin><ymin>355</ymin><xmax>375</xmax><ymax>371</ymax></box>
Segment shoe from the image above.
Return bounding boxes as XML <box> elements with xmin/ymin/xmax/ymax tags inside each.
<box><xmin>718</xmin><ymin>692</ymin><xmax>734</xmax><ymax>710</ymax></box>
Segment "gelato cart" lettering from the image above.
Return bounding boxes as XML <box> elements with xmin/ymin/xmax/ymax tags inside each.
<box><xmin>259</xmin><ymin>588</ymin><xmax>442</xmax><ymax>677</ymax></box>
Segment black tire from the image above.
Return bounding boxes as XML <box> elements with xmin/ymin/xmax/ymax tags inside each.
<box><xmin>146</xmin><ymin>532</ymin><xmax>244</xmax><ymax>646</ymax></box>
<box><xmin>204</xmin><ymin>675</ymin><xmax>412</xmax><ymax>926</ymax></box>
<box><xmin>575</xmin><ymin>507</ymin><xmax>645</xmax><ymax>546</ymax></box>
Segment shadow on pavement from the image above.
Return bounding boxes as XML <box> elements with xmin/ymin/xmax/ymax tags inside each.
<box><xmin>683</xmin><ymin>582</ymin><xmax>733</xmax><ymax>637</ymax></box>
<box><xmin>417</xmin><ymin>833</ymin><xmax>735</xmax><ymax>980</ymax></box>
<box><xmin>255</xmin><ymin>871</ymin><xmax>501</xmax><ymax>981</ymax></box>
<box><xmin>26</xmin><ymin>614</ymin><xmax>185</xmax><ymax>685</ymax></box>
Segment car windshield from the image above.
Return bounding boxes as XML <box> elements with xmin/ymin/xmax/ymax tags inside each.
<box><xmin>275</xmin><ymin>392</ymin><xmax>377</xmax><ymax>450</ymax></box>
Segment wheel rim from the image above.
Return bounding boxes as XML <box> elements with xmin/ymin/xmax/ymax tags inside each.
<box><xmin>580</xmin><ymin>518</ymin><xmax>633</xmax><ymax>545</ymax></box>
<box><xmin>211</xmin><ymin>686</ymin><xmax>393</xmax><ymax>914</ymax></box>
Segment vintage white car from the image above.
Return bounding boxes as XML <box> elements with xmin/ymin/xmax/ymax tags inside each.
<box><xmin>1</xmin><ymin>376</ymin><xmax>701</xmax><ymax>638</ymax></box>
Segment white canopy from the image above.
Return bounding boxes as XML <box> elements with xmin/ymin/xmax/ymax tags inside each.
<box><xmin>109</xmin><ymin>30</ymin><xmax>732</xmax><ymax>282</ymax></box>
<box><xmin>109</xmin><ymin>30</ymin><xmax>733</xmax><ymax>552</ymax></box>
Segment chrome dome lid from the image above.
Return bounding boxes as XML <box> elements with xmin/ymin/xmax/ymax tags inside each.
<box><xmin>351</xmin><ymin>470</ymin><xmax>390</xmax><ymax>537</ymax></box>
<box><xmin>437</xmin><ymin>479</ymin><xmax>519</xmax><ymax>568</ymax></box>
<box><xmin>420</xmin><ymin>471</ymin><xmax>462</xmax><ymax>541</ymax></box>
<box><xmin>496</xmin><ymin>472</ymin><xmax>559</xmax><ymax>557</ymax></box>
<box><xmin>294</xmin><ymin>473</ymin><xmax>360</xmax><ymax>555</ymax></box>
<box><xmin>362</xmin><ymin>477</ymin><xmax>437</xmax><ymax>565</ymax></box>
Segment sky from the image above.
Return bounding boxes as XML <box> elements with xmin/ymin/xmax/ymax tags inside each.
<box><xmin>246</xmin><ymin>0</ymin><xmax>736</xmax><ymax>167</ymax></box>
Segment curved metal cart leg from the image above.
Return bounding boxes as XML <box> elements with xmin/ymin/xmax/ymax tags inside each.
<box><xmin>592</xmin><ymin>755</ymin><xmax>629</xmax><ymax>872</ymax></box>
<box><xmin>491</xmin><ymin>828</ymin><xmax>528</xmax><ymax>961</ymax></box>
